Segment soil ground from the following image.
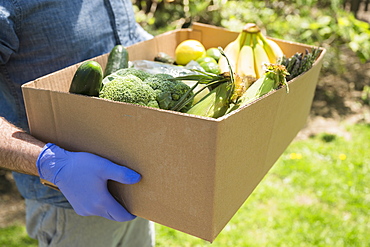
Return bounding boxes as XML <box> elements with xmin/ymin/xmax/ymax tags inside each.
<box><xmin>1</xmin><ymin>15</ymin><xmax>370</xmax><ymax>228</ymax></box>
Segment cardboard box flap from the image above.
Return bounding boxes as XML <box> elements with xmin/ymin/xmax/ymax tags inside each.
<box><xmin>189</xmin><ymin>22</ymin><xmax>237</xmax><ymax>49</ymax></box>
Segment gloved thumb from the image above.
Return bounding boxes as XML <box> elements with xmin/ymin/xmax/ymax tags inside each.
<box><xmin>102</xmin><ymin>163</ymin><xmax>142</xmax><ymax>185</ymax></box>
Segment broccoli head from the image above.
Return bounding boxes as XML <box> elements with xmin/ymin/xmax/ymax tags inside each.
<box><xmin>115</xmin><ymin>68</ymin><xmax>152</xmax><ymax>81</ymax></box>
<box><xmin>102</xmin><ymin>68</ymin><xmax>151</xmax><ymax>86</ymax></box>
<box><xmin>144</xmin><ymin>73</ymin><xmax>194</xmax><ymax>112</ymax></box>
<box><xmin>99</xmin><ymin>74</ymin><xmax>159</xmax><ymax>108</ymax></box>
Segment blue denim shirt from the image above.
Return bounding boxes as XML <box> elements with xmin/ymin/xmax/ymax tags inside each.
<box><xmin>0</xmin><ymin>0</ymin><xmax>152</xmax><ymax>208</ymax></box>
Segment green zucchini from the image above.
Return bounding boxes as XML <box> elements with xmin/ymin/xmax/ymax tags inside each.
<box><xmin>69</xmin><ymin>61</ymin><xmax>103</xmax><ymax>96</ymax></box>
<box><xmin>104</xmin><ymin>45</ymin><xmax>129</xmax><ymax>77</ymax></box>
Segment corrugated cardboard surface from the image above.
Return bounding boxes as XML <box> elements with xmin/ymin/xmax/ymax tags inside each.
<box><xmin>22</xmin><ymin>23</ymin><xmax>325</xmax><ymax>241</ymax></box>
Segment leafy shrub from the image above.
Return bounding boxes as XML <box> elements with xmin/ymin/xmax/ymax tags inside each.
<box><xmin>133</xmin><ymin>0</ymin><xmax>370</xmax><ymax>74</ymax></box>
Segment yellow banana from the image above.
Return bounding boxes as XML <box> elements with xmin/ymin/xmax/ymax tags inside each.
<box><xmin>236</xmin><ymin>33</ymin><xmax>256</xmax><ymax>80</ymax></box>
<box><xmin>252</xmin><ymin>34</ymin><xmax>270</xmax><ymax>78</ymax></box>
<box><xmin>218</xmin><ymin>31</ymin><xmax>247</xmax><ymax>74</ymax></box>
<box><xmin>257</xmin><ymin>32</ymin><xmax>284</xmax><ymax>64</ymax></box>
<box><xmin>218</xmin><ymin>40</ymin><xmax>240</xmax><ymax>74</ymax></box>
<box><xmin>266</xmin><ymin>38</ymin><xmax>284</xmax><ymax>60</ymax></box>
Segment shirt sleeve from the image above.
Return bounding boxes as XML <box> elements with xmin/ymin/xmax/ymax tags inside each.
<box><xmin>135</xmin><ymin>22</ymin><xmax>154</xmax><ymax>41</ymax></box>
<box><xmin>0</xmin><ymin>2</ymin><xmax>20</xmax><ymax>65</ymax></box>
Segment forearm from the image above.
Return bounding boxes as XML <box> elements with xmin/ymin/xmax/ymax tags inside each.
<box><xmin>0</xmin><ymin>117</ymin><xmax>45</xmax><ymax>176</ymax></box>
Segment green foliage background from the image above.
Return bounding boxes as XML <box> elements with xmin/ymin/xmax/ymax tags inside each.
<box><xmin>133</xmin><ymin>0</ymin><xmax>370</xmax><ymax>74</ymax></box>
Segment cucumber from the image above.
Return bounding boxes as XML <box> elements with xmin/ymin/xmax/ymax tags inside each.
<box><xmin>69</xmin><ymin>61</ymin><xmax>103</xmax><ymax>96</ymax></box>
<box><xmin>104</xmin><ymin>45</ymin><xmax>129</xmax><ymax>77</ymax></box>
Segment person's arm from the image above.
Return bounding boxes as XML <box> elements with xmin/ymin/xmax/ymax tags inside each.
<box><xmin>0</xmin><ymin>116</ymin><xmax>44</xmax><ymax>176</ymax></box>
<box><xmin>0</xmin><ymin>116</ymin><xmax>141</xmax><ymax>222</ymax></box>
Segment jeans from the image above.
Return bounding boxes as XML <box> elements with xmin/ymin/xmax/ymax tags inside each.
<box><xmin>25</xmin><ymin>199</ymin><xmax>155</xmax><ymax>247</ymax></box>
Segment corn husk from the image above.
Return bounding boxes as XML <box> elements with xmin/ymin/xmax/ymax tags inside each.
<box><xmin>186</xmin><ymin>82</ymin><xmax>232</xmax><ymax>118</ymax></box>
<box><xmin>228</xmin><ymin>64</ymin><xmax>289</xmax><ymax>113</ymax></box>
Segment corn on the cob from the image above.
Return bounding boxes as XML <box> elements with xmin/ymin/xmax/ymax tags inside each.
<box><xmin>228</xmin><ymin>64</ymin><xmax>289</xmax><ymax>113</ymax></box>
<box><xmin>170</xmin><ymin>68</ymin><xmax>231</xmax><ymax>113</ymax></box>
<box><xmin>187</xmin><ymin>82</ymin><xmax>232</xmax><ymax>118</ymax></box>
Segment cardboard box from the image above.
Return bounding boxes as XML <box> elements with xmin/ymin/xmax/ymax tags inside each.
<box><xmin>22</xmin><ymin>23</ymin><xmax>325</xmax><ymax>242</ymax></box>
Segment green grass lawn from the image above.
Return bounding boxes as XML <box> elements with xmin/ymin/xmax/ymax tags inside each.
<box><xmin>155</xmin><ymin>123</ymin><xmax>370</xmax><ymax>246</ymax></box>
<box><xmin>1</xmin><ymin>123</ymin><xmax>369</xmax><ymax>247</ymax></box>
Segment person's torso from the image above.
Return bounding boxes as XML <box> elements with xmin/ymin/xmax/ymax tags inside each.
<box><xmin>0</xmin><ymin>0</ymin><xmax>152</xmax><ymax>207</ymax></box>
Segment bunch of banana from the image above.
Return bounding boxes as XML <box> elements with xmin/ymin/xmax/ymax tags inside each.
<box><xmin>218</xmin><ymin>23</ymin><xmax>284</xmax><ymax>82</ymax></box>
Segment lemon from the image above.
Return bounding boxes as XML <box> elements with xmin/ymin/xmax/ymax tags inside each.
<box><xmin>175</xmin><ymin>40</ymin><xmax>206</xmax><ymax>65</ymax></box>
<box><xmin>206</xmin><ymin>47</ymin><xmax>222</xmax><ymax>62</ymax></box>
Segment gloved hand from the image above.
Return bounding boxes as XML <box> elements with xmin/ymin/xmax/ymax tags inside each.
<box><xmin>36</xmin><ymin>143</ymin><xmax>141</xmax><ymax>222</ymax></box>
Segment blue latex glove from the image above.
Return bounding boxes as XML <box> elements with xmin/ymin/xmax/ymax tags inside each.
<box><xmin>36</xmin><ymin>143</ymin><xmax>140</xmax><ymax>222</ymax></box>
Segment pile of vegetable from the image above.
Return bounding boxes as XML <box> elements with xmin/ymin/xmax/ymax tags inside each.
<box><xmin>69</xmin><ymin>46</ymin><xmax>195</xmax><ymax>113</ymax></box>
<box><xmin>69</xmin><ymin>23</ymin><xmax>321</xmax><ymax>118</ymax></box>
